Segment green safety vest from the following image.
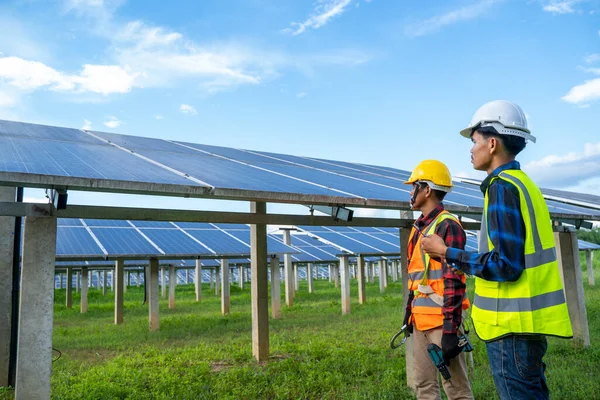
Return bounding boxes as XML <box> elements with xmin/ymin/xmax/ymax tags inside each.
<box><xmin>472</xmin><ymin>169</ymin><xmax>573</xmax><ymax>341</ymax></box>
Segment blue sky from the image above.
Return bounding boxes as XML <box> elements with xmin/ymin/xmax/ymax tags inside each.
<box><xmin>0</xmin><ymin>0</ymin><xmax>599</xmax><ymax>214</ymax></box>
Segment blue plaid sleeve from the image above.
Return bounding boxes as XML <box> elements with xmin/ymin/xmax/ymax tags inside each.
<box><xmin>445</xmin><ymin>179</ymin><xmax>526</xmax><ymax>282</ymax></box>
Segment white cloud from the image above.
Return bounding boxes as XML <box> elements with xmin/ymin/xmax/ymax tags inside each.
<box><xmin>0</xmin><ymin>91</ymin><xmax>15</xmax><ymax>107</ymax></box>
<box><xmin>179</xmin><ymin>104</ymin><xmax>197</xmax><ymax>115</ymax></box>
<box><xmin>82</xmin><ymin>119</ymin><xmax>92</xmax><ymax>130</ymax></box>
<box><xmin>541</xmin><ymin>0</ymin><xmax>581</xmax><ymax>14</ymax></box>
<box><xmin>562</xmin><ymin>78</ymin><xmax>600</xmax><ymax>104</ymax></box>
<box><xmin>584</xmin><ymin>53</ymin><xmax>600</xmax><ymax>64</ymax></box>
<box><xmin>155</xmin><ymin>115</ymin><xmax>163</xmax><ymax>120</ymax></box>
<box><xmin>0</xmin><ymin>56</ymin><xmax>137</xmax><ymax>95</ymax></box>
<box><xmin>103</xmin><ymin>116</ymin><xmax>121</xmax><ymax>128</ymax></box>
<box><xmin>282</xmin><ymin>0</ymin><xmax>353</xmax><ymax>35</ymax></box>
<box><xmin>524</xmin><ymin>142</ymin><xmax>600</xmax><ymax>188</ymax></box>
<box><xmin>405</xmin><ymin>0</ymin><xmax>501</xmax><ymax>38</ymax></box>
<box><xmin>296</xmin><ymin>91</ymin><xmax>308</xmax><ymax>98</ymax></box>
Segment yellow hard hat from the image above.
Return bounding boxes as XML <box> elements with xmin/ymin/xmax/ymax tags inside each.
<box><xmin>403</xmin><ymin>160</ymin><xmax>453</xmax><ymax>192</ymax></box>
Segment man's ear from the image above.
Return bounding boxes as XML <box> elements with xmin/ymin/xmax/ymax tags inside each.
<box><xmin>487</xmin><ymin>137</ymin><xmax>495</xmax><ymax>154</ymax></box>
<box><xmin>424</xmin><ymin>185</ymin><xmax>432</xmax><ymax>198</ymax></box>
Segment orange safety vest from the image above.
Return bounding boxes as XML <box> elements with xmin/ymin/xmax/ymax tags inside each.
<box><xmin>407</xmin><ymin>210</ymin><xmax>470</xmax><ymax>331</ymax></box>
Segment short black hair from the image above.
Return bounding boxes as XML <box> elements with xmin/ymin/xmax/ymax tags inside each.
<box><xmin>432</xmin><ymin>189</ymin><xmax>447</xmax><ymax>202</ymax></box>
<box><xmin>476</xmin><ymin>127</ymin><xmax>526</xmax><ymax>156</ymax></box>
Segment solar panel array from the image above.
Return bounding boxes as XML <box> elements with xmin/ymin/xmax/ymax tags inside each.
<box><xmin>1</xmin><ymin>119</ymin><xmax>599</xmax><ymax>219</ymax></box>
<box><xmin>55</xmin><ymin>219</ymin><xmax>296</xmax><ymax>260</ymax></box>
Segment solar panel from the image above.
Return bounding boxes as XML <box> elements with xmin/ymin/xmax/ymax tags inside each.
<box><xmin>90</xmin><ymin>228</ymin><xmax>162</xmax><ymax>255</ymax></box>
<box><xmin>56</xmin><ymin>227</ymin><xmax>103</xmax><ymax>256</ymax></box>
<box><xmin>578</xmin><ymin>240</ymin><xmax>600</xmax><ymax>251</ymax></box>
<box><xmin>2</xmin><ymin>119</ymin><xmax>599</xmax><ymax>222</ymax></box>
<box><xmin>139</xmin><ymin>229</ymin><xmax>215</xmax><ymax>255</ymax></box>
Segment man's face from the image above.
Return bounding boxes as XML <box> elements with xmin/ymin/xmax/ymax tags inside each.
<box><xmin>470</xmin><ymin>131</ymin><xmax>492</xmax><ymax>171</ymax></box>
<box><xmin>409</xmin><ymin>182</ymin><xmax>428</xmax><ymax>210</ymax></box>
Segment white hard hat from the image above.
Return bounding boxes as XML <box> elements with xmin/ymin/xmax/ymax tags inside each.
<box><xmin>459</xmin><ymin>100</ymin><xmax>536</xmax><ymax>143</ymax></box>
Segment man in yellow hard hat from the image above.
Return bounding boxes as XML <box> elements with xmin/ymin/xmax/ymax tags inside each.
<box><xmin>421</xmin><ymin>101</ymin><xmax>572</xmax><ymax>400</ymax></box>
<box><xmin>403</xmin><ymin>160</ymin><xmax>473</xmax><ymax>400</ymax></box>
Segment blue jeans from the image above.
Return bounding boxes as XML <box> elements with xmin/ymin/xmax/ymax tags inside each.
<box><xmin>486</xmin><ymin>335</ymin><xmax>549</xmax><ymax>400</ymax></box>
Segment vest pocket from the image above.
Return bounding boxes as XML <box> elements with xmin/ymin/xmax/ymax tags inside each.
<box><xmin>474</xmin><ymin>279</ymin><xmax>499</xmax><ymax>326</ymax></box>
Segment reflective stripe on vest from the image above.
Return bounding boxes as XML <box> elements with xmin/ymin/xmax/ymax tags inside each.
<box><xmin>473</xmin><ymin>170</ymin><xmax>573</xmax><ymax>341</ymax></box>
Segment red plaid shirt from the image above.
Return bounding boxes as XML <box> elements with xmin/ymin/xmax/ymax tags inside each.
<box><xmin>406</xmin><ymin>204</ymin><xmax>467</xmax><ymax>335</ymax></box>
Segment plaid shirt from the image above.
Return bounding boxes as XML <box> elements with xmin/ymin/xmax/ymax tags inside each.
<box><xmin>406</xmin><ymin>204</ymin><xmax>467</xmax><ymax>335</ymax></box>
<box><xmin>445</xmin><ymin>160</ymin><xmax>526</xmax><ymax>281</ymax></box>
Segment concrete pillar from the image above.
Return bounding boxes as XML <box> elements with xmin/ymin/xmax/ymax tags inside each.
<box><xmin>149</xmin><ymin>259</ymin><xmax>159</xmax><ymax>331</ymax></box>
<box><xmin>357</xmin><ymin>255</ymin><xmax>366</xmax><ymax>304</ymax></box>
<box><xmin>124</xmin><ymin>270</ymin><xmax>129</xmax><ymax>293</ymax></box>
<box><xmin>371</xmin><ymin>263</ymin><xmax>376</xmax><ymax>284</ymax></box>
<box><xmin>215</xmin><ymin>268</ymin><xmax>220</xmax><ymax>296</ymax></box>
<box><xmin>307</xmin><ymin>263</ymin><xmax>314</xmax><ymax>294</ymax></box>
<box><xmin>340</xmin><ymin>256</ymin><xmax>351</xmax><ymax>314</ymax></box>
<box><xmin>555</xmin><ymin>229</ymin><xmax>590</xmax><ymax>347</ymax></box>
<box><xmin>251</xmin><ymin>202</ymin><xmax>269</xmax><ymax>361</ymax></box>
<box><xmin>239</xmin><ymin>266</ymin><xmax>244</xmax><ymax>289</ymax></box>
<box><xmin>221</xmin><ymin>259</ymin><xmax>230</xmax><ymax>315</ymax></box>
<box><xmin>328</xmin><ymin>265</ymin><xmax>332</xmax><ymax>282</ymax></box>
<box><xmin>114</xmin><ymin>260</ymin><xmax>124</xmax><ymax>325</ymax></box>
<box><xmin>365</xmin><ymin>261</ymin><xmax>371</xmax><ymax>283</ymax></box>
<box><xmin>137</xmin><ymin>271</ymin><xmax>142</xmax><ymax>287</ymax></box>
<box><xmin>400</xmin><ymin>225</ymin><xmax>415</xmax><ymax>391</ymax></box>
<box><xmin>185</xmin><ymin>269</ymin><xmax>189</xmax><ymax>285</ymax></box>
<box><xmin>334</xmin><ymin>264</ymin><xmax>339</xmax><ymax>288</ymax></box>
<box><xmin>379</xmin><ymin>260</ymin><xmax>386</xmax><ymax>293</ymax></box>
<box><xmin>0</xmin><ymin>186</ymin><xmax>15</xmax><ymax>387</ymax></box>
<box><xmin>66</xmin><ymin>267</ymin><xmax>73</xmax><ymax>309</ymax></box>
<box><xmin>75</xmin><ymin>271</ymin><xmax>80</xmax><ymax>293</ymax></box>
<box><xmin>283</xmin><ymin>230</ymin><xmax>294</xmax><ymax>307</ymax></box>
<box><xmin>392</xmin><ymin>260</ymin><xmax>399</xmax><ymax>282</ymax></box>
<box><xmin>210</xmin><ymin>269</ymin><xmax>215</xmax><ymax>290</ymax></box>
<box><xmin>294</xmin><ymin>264</ymin><xmax>299</xmax><ymax>291</ymax></box>
<box><xmin>15</xmin><ymin>215</ymin><xmax>57</xmax><ymax>400</ymax></box>
<box><xmin>80</xmin><ymin>267</ymin><xmax>89</xmax><ymax>314</ymax></box>
<box><xmin>586</xmin><ymin>251</ymin><xmax>594</xmax><ymax>286</ymax></box>
<box><xmin>168</xmin><ymin>265</ymin><xmax>176</xmax><ymax>309</ymax></box>
<box><xmin>271</xmin><ymin>256</ymin><xmax>281</xmax><ymax>319</ymax></box>
<box><xmin>102</xmin><ymin>270</ymin><xmax>107</xmax><ymax>296</ymax></box>
<box><xmin>195</xmin><ymin>260</ymin><xmax>202</xmax><ymax>302</ymax></box>
<box><xmin>110</xmin><ymin>270</ymin><xmax>114</xmax><ymax>291</ymax></box>
<box><xmin>161</xmin><ymin>267</ymin><xmax>166</xmax><ymax>298</ymax></box>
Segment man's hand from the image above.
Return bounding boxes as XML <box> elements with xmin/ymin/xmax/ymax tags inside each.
<box><xmin>420</xmin><ymin>234</ymin><xmax>447</xmax><ymax>260</ymax></box>
<box><xmin>441</xmin><ymin>333</ymin><xmax>462</xmax><ymax>366</ymax></box>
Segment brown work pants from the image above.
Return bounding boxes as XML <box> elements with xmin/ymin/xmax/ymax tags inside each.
<box><xmin>412</xmin><ymin>326</ymin><xmax>473</xmax><ymax>400</ymax></box>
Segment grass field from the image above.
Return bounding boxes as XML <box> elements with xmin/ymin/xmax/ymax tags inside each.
<box><xmin>1</xmin><ymin>252</ymin><xmax>599</xmax><ymax>399</ymax></box>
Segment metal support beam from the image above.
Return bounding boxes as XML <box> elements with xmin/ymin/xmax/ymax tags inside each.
<box><xmin>15</xmin><ymin>215</ymin><xmax>57</xmax><ymax>400</ymax></box>
<box><xmin>250</xmin><ymin>202</ymin><xmax>269</xmax><ymax>361</ymax></box>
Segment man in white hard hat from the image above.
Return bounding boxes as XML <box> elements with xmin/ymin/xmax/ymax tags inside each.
<box><xmin>420</xmin><ymin>100</ymin><xmax>572</xmax><ymax>400</ymax></box>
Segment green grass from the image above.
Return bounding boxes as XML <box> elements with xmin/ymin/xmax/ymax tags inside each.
<box><xmin>1</xmin><ymin>253</ymin><xmax>599</xmax><ymax>399</ymax></box>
